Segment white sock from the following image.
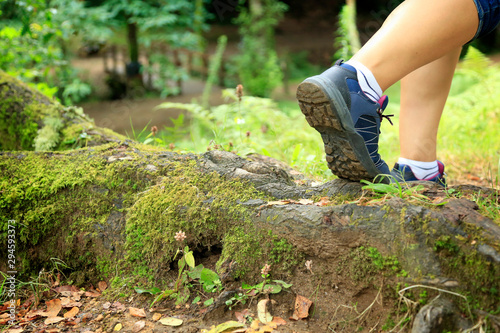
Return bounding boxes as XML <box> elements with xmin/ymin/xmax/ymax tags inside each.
<box><xmin>397</xmin><ymin>157</ymin><xmax>439</xmax><ymax>180</ymax></box>
<box><xmin>345</xmin><ymin>59</ymin><xmax>383</xmax><ymax>103</ymax></box>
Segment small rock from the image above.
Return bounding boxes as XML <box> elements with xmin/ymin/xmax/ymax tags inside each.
<box><xmin>132</xmin><ymin>320</ymin><xmax>146</xmax><ymax>332</ymax></box>
<box><xmin>94</xmin><ymin>314</ymin><xmax>104</xmax><ymax>322</ymax></box>
<box><xmin>152</xmin><ymin>313</ymin><xmax>161</xmax><ymax>321</ymax></box>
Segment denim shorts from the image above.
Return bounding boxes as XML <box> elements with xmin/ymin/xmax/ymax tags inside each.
<box><xmin>472</xmin><ymin>0</ymin><xmax>500</xmax><ymax>40</ymax></box>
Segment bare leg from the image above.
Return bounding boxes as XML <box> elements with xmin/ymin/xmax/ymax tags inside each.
<box><xmin>352</xmin><ymin>0</ymin><xmax>478</xmax><ymax>91</ymax></box>
<box><xmin>399</xmin><ymin>48</ymin><xmax>462</xmax><ymax>162</ymax></box>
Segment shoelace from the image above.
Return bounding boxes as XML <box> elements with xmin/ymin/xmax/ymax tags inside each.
<box><xmin>377</xmin><ymin>108</ymin><xmax>394</xmax><ymax>126</ymax></box>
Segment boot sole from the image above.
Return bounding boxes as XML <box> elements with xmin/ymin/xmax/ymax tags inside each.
<box><xmin>296</xmin><ymin>78</ymin><xmax>382</xmax><ymax>181</ymax></box>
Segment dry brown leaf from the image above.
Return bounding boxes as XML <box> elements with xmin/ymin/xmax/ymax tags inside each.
<box><xmin>297</xmin><ymin>198</ymin><xmax>314</xmax><ymax>205</ymax></box>
<box><xmin>250</xmin><ymin>319</ymin><xmax>261</xmax><ymax>329</ymax></box>
<box><xmin>289</xmin><ymin>295</ymin><xmax>312</xmax><ymax>321</ymax></box>
<box><xmin>42</xmin><ymin>299</ymin><xmax>62</xmax><ymax>317</ymax></box>
<box><xmin>71</xmin><ymin>292</ymin><xmax>81</xmax><ymax>301</ymax></box>
<box><xmin>98</xmin><ymin>281</ymin><xmax>108</xmax><ymax>292</ymax></box>
<box><xmin>94</xmin><ymin>314</ymin><xmax>104</xmax><ymax>322</ymax></box>
<box><xmin>271</xmin><ymin>317</ymin><xmax>286</xmax><ymax>326</ymax></box>
<box><xmin>152</xmin><ymin>313</ymin><xmax>162</xmax><ymax>321</ymax></box>
<box><xmin>63</xmin><ymin>307</ymin><xmax>79</xmax><ymax>319</ymax></box>
<box><xmin>62</xmin><ymin>301</ymin><xmax>82</xmax><ymax>308</ymax></box>
<box><xmin>112</xmin><ymin>301</ymin><xmax>125</xmax><ymax>310</ymax></box>
<box><xmin>7</xmin><ymin>329</ymin><xmax>24</xmax><ymax>333</ymax></box>
<box><xmin>315</xmin><ymin>197</ymin><xmax>332</xmax><ymax>206</ymax></box>
<box><xmin>44</xmin><ymin>316</ymin><xmax>65</xmax><ymax>325</ymax></box>
<box><xmin>60</xmin><ymin>297</ymin><xmax>70</xmax><ymax>306</ymax></box>
<box><xmin>65</xmin><ymin>317</ymin><xmax>81</xmax><ymax>326</ymax></box>
<box><xmin>85</xmin><ymin>291</ymin><xmax>101</xmax><ymax>298</ymax></box>
<box><xmin>260</xmin><ymin>324</ymin><xmax>274</xmax><ymax>332</ymax></box>
<box><xmin>129</xmin><ymin>307</ymin><xmax>146</xmax><ymax>318</ymax></box>
<box><xmin>133</xmin><ymin>320</ymin><xmax>146</xmax><ymax>332</ymax></box>
<box><xmin>46</xmin><ymin>329</ymin><xmax>61</xmax><ymax>333</ymax></box>
<box><xmin>54</xmin><ymin>285</ymin><xmax>79</xmax><ymax>293</ymax></box>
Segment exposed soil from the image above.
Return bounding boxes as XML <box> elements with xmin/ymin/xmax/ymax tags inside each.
<box><xmin>3</xmin><ymin>250</ymin><xmax>399</xmax><ymax>333</ymax></box>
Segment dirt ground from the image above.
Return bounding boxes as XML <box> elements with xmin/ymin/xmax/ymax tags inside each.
<box><xmin>2</xmin><ymin>248</ymin><xmax>402</xmax><ymax>333</ymax></box>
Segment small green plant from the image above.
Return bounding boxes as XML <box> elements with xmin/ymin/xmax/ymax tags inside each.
<box><xmin>360</xmin><ymin>177</ymin><xmax>447</xmax><ymax>207</ymax></box>
<box><xmin>224</xmin><ymin>263</ymin><xmax>292</xmax><ymax>310</ymax></box>
<box><xmin>138</xmin><ymin>230</ymin><xmax>223</xmax><ymax>307</ymax></box>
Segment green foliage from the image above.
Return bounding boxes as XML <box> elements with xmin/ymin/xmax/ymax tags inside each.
<box><xmin>0</xmin><ymin>0</ymin><xmax>102</xmax><ymax>104</ymax></box>
<box><xmin>202</xmin><ymin>35</ymin><xmax>227</xmax><ymax>108</ymax></box>
<box><xmin>334</xmin><ymin>2</ymin><xmax>361</xmax><ymax>61</ymax></box>
<box><xmin>95</xmin><ymin>0</ymin><xmax>209</xmax><ymax>96</ymax></box>
<box><xmin>154</xmin><ymin>89</ymin><xmax>329</xmax><ymax>178</ymax></box>
<box><xmin>232</xmin><ymin>0</ymin><xmax>287</xmax><ymax>97</ymax></box>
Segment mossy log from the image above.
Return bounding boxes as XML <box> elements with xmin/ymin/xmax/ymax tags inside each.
<box><xmin>0</xmin><ymin>70</ymin><xmax>126</xmax><ymax>151</ymax></box>
<box><xmin>1</xmin><ymin>72</ymin><xmax>499</xmax><ymax>331</ymax></box>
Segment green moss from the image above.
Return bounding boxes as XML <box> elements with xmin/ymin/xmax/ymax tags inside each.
<box><xmin>434</xmin><ymin>237</ymin><xmax>500</xmax><ymax>312</ymax></box>
<box><xmin>337</xmin><ymin>246</ymin><xmax>405</xmax><ymax>283</ymax></box>
<box><xmin>0</xmin><ymin>143</ymin><xmax>278</xmax><ymax>287</ymax></box>
<box><xmin>217</xmin><ymin>226</ymin><xmax>302</xmax><ymax>280</ymax></box>
<box><xmin>0</xmin><ymin>71</ymin><xmax>126</xmax><ymax>151</ymax></box>
<box><xmin>125</xmin><ymin>159</ymin><xmax>262</xmax><ymax>279</ymax></box>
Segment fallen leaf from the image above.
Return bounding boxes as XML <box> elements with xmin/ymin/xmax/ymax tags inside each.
<box><xmin>71</xmin><ymin>292</ymin><xmax>81</xmax><ymax>301</ymax></box>
<box><xmin>159</xmin><ymin>317</ymin><xmax>183</xmax><ymax>326</ymax></box>
<box><xmin>7</xmin><ymin>329</ymin><xmax>24</xmax><ymax>333</ymax></box>
<box><xmin>85</xmin><ymin>291</ymin><xmax>101</xmax><ymax>298</ymax></box>
<box><xmin>26</xmin><ymin>309</ymin><xmax>44</xmax><ymax>319</ymax></box>
<box><xmin>315</xmin><ymin>197</ymin><xmax>332</xmax><ymax>206</ymax></box>
<box><xmin>63</xmin><ymin>307</ymin><xmax>79</xmax><ymax>319</ymax></box>
<box><xmin>297</xmin><ymin>198</ymin><xmax>314</xmax><ymax>205</ymax></box>
<box><xmin>133</xmin><ymin>320</ymin><xmax>146</xmax><ymax>332</ymax></box>
<box><xmin>98</xmin><ymin>281</ymin><xmax>108</xmax><ymax>292</ymax></box>
<box><xmin>251</xmin><ymin>319</ymin><xmax>261</xmax><ymax>329</ymax></box>
<box><xmin>289</xmin><ymin>295</ymin><xmax>312</xmax><ymax>321</ymax></box>
<box><xmin>257</xmin><ymin>299</ymin><xmax>273</xmax><ymax>324</ymax></box>
<box><xmin>129</xmin><ymin>307</ymin><xmax>146</xmax><ymax>318</ymax></box>
<box><xmin>271</xmin><ymin>317</ymin><xmax>286</xmax><ymax>326</ymax></box>
<box><xmin>65</xmin><ymin>317</ymin><xmax>81</xmax><ymax>326</ymax></box>
<box><xmin>152</xmin><ymin>313</ymin><xmax>161</xmax><ymax>321</ymax></box>
<box><xmin>94</xmin><ymin>314</ymin><xmax>104</xmax><ymax>322</ymax></box>
<box><xmin>44</xmin><ymin>316</ymin><xmax>65</xmax><ymax>325</ymax></box>
<box><xmin>54</xmin><ymin>285</ymin><xmax>79</xmax><ymax>293</ymax></box>
<box><xmin>206</xmin><ymin>320</ymin><xmax>245</xmax><ymax>333</ymax></box>
<box><xmin>112</xmin><ymin>301</ymin><xmax>125</xmax><ymax>310</ymax></box>
<box><xmin>81</xmin><ymin>313</ymin><xmax>93</xmax><ymax>322</ymax></box>
<box><xmin>114</xmin><ymin>323</ymin><xmax>123</xmax><ymax>331</ymax></box>
<box><xmin>42</xmin><ymin>299</ymin><xmax>62</xmax><ymax>317</ymax></box>
<box><xmin>102</xmin><ymin>301</ymin><xmax>111</xmax><ymax>309</ymax></box>
<box><xmin>260</xmin><ymin>324</ymin><xmax>274</xmax><ymax>332</ymax></box>
<box><xmin>62</xmin><ymin>301</ymin><xmax>82</xmax><ymax>308</ymax></box>
<box><xmin>46</xmin><ymin>329</ymin><xmax>61</xmax><ymax>333</ymax></box>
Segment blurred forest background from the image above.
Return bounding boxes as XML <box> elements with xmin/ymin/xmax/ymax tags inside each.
<box><xmin>1</xmin><ymin>0</ymin><xmax>499</xmax><ymax>187</ymax></box>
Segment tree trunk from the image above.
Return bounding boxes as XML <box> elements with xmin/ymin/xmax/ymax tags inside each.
<box><xmin>126</xmin><ymin>21</ymin><xmax>142</xmax><ymax>78</ymax></box>
<box><xmin>1</xmin><ymin>73</ymin><xmax>499</xmax><ymax>331</ymax></box>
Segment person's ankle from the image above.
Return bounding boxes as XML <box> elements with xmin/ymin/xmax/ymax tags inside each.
<box><xmin>397</xmin><ymin>157</ymin><xmax>439</xmax><ymax>180</ymax></box>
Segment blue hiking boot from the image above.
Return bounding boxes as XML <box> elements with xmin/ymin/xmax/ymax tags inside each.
<box><xmin>296</xmin><ymin>60</ymin><xmax>393</xmax><ymax>182</ymax></box>
<box><xmin>391</xmin><ymin>161</ymin><xmax>447</xmax><ymax>186</ymax></box>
